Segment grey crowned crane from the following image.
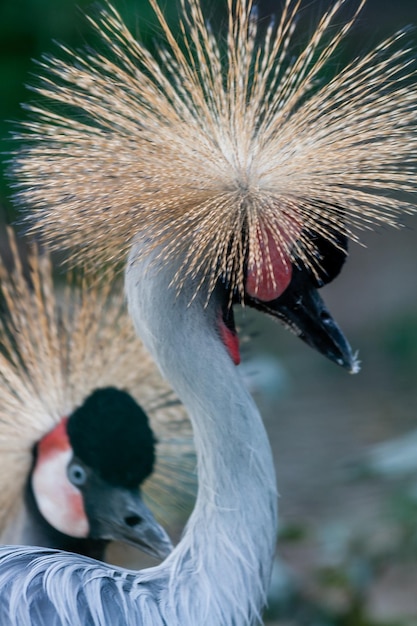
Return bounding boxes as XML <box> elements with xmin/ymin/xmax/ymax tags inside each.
<box><xmin>0</xmin><ymin>229</ymin><xmax>195</xmax><ymax>563</ymax></box>
<box><xmin>1</xmin><ymin>0</ymin><xmax>417</xmax><ymax>624</ymax></box>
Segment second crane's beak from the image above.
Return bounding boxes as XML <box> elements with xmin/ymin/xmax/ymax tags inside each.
<box><xmin>246</xmin><ymin>266</ymin><xmax>358</xmax><ymax>373</ymax></box>
<box><xmin>84</xmin><ymin>478</ymin><xmax>173</xmax><ymax>560</ymax></box>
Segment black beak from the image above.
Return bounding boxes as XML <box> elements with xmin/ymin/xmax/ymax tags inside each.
<box><xmin>84</xmin><ymin>477</ymin><xmax>173</xmax><ymax>560</ymax></box>
<box><xmin>245</xmin><ymin>266</ymin><xmax>359</xmax><ymax>373</ymax></box>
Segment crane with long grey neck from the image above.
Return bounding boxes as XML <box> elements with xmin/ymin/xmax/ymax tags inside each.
<box><xmin>0</xmin><ymin>233</ymin><xmax>355</xmax><ymax>625</ymax></box>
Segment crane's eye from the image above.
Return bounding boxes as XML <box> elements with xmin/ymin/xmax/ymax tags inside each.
<box><xmin>67</xmin><ymin>461</ymin><xmax>87</xmax><ymax>487</ymax></box>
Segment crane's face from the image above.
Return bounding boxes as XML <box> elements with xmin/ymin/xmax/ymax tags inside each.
<box><xmin>32</xmin><ymin>412</ymin><xmax>173</xmax><ymax>559</ymax></box>
<box><xmin>219</xmin><ymin>229</ymin><xmax>358</xmax><ymax>373</ymax></box>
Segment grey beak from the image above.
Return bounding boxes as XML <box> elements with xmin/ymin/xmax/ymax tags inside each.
<box><xmin>246</xmin><ymin>266</ymin><xmax>358</xmax><ymax>373</ymax></box>
<box><xmin>83</xmin><ymin>478</ymin><xmax>173</xmax><ymax>560</ymax></box>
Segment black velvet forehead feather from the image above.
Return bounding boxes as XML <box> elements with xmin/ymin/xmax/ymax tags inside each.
<box><xmin>67</xmin><ymin>387</ymin><xmax>155</xmax><ymax>488</ymax></box>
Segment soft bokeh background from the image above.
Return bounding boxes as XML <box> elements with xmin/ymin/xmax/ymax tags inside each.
<box><xmin>1</xmin><ymin>1</ymin><xmax>417</xmax><ymax>624</ymax></box>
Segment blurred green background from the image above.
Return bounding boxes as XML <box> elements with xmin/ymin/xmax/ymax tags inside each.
<box><xmin>1</xmin><ymin>1</ymin><xmax>417</xmax><ymax>624</ymax></box>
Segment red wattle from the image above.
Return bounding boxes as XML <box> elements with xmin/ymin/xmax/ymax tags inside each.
<box><xmin>218</xmin><ymin>316</ymin><xmax>241</xmax><ymax>366</ymax></box>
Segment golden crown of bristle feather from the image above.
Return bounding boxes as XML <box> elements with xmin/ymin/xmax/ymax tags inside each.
<box><xmin>0</xmin><ymin>228</ymin><xmax>195</xmax><ymax>534</ymax></box>
<box><xmin>13</xmin><ymin>0</ymin><xmax>417</xmax><ymax>301</ymax></box>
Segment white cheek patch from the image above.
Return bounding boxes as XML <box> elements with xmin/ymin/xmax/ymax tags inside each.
<box><xmin>32</xmin><ymin>448</ymin><xmax>89</xmax><ymax>538</ymax></box>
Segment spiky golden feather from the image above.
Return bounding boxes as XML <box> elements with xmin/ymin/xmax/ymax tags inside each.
<box><xmin>0</xmin><ymin>228</ymin><xmax>195</xmax><ymax>535</ymax></box>
<box><xmin>12</xmin><ymin>0</ymin><xmax>417</xmax><ymax>300</ymax></box>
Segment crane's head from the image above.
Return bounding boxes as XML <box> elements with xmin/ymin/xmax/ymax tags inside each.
<box><xmin>31</xmin><ymin>387</ymin><xmax>173</xmax><ymax>559</ymax></box>
<box><xmin>11</xmin><ymin>0</ymin><xmax>416</xmax><ymax>364</ymax></box>
<box><xmin>217</xmin><ymin>225</ymin><xmax>357</xmax><ymax>372</ymax></box>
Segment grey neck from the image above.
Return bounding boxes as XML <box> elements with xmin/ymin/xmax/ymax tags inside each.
<box><xmin>126</xmin><ymin>245</ymin><xmax>278</xmax><ymax>626</ymax></box>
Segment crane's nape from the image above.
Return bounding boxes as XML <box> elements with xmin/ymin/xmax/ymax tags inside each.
<box><xmin>0</xmin><ymin>0</ymin><xmax>416</xmax><ymax>624</ymax></box>
<box><xmin>0</xmin><ymin>228</ymin><xmax>196</xmax><ymax>564</ymax></box>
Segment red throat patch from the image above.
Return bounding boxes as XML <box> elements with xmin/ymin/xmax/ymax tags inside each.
<box><xmin>218</xmin><ymin>315</ymin><xmax>241</xmax><ymax>366</ymax></box>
